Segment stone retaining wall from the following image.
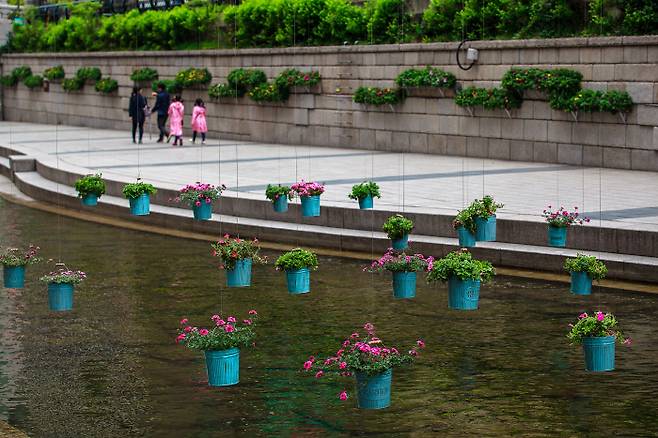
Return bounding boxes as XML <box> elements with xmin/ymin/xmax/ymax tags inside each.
<box><xmin>2</xmin><ymin>36</ymin><xmax>658</xmax><ymax>170</ymax></box>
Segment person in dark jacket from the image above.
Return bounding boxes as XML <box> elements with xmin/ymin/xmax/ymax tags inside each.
<box><xmin>151</xmin><ymin>82</ymin><xmax>171</xmax><ymax>143</ymax></box>
<box><xmin>128</xmin><ymin>86</ymin><xmax>148</xmax><ymax>144</ymax></box>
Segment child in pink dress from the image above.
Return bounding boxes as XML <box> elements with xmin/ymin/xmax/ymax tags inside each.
<box><xmin>191</xmin><ymin>98</ymin><xmax>208</xmax><ymax>144</ymax></box>
<box><xmin>168</xmin><ymin>95</ymin><xmax>185</xmax><ymax>146</ymax></box>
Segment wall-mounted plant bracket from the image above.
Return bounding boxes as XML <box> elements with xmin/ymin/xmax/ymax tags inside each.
<box><xmin>571</xmin><ymin>111</ymin><xmax>578</xmax><ymax>122</ymax></box>
<box><xmin>504</xmin><ymin>109</ymin><xmax>512</xmax><ymax>119</ymax></box>
<box><xmin>465</xmin><ymin>106</ymin><xmax>474</xmax><ymax>117</ymax></box>
<box><xmin>618</xmin><ymin>112</ymin><xmax>627</xmax><ymax>124</ymax></box>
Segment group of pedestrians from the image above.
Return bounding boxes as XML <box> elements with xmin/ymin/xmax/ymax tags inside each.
<box><xmin>128</xmin><ymin>82</ymin><xmax>208</xmax><ymax>146</ymax></box>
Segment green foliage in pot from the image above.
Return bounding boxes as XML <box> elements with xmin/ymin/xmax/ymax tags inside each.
<box><xmin>0</xmin><ymin>74</ymin><xmax>18</xmax><ymax>87</ymax></box>
<box><xmin>472</xmin><ymin>195</ymin><xmax>504</xmax><ymax>218</ymax></box>
<box><xmin>152</xmin><ymin>79</ymin><xmax>183</xmax><ymax>94</ymax></box>
<box><xmin>23</xmin><ymin>74</ymin><xmax>43</xmax><ymax>89</ymax></box>
<box><xmin>211</xmin><ymin>235</ymin><xmax>267</xmax><ymax>270</ymax></box>
<box><xmin>382</xmin><ymin>214</ymin><xmax>413</xmax><ymax>239</ymax></box>
<box><xmin>130</xmin><ymin>67</ymin><xmax>159</xmax><ymax>82</ymax></box>
<box><xmin>455</xmin><ymin>87</ymin><xmax>522</xmax><ymax>110</ymax></box>
<box><xmin>75</xmin><ymin>66</ymin><xmax>102</xmax><ymax>82</ymax></box>
<box><xmin>563</xmin><ymin>254</ymin><xmax>607</xmax><ymax>280</ymax></box>
<box><xmin>265</xmin><ymin>184</ymin><xmax>292</xmax><ymax>202</ymax></box>
<box><xmin>62</xmin><ymin>76</ymin><xmax>84</xmax><ymax>92</ymax></box>
<box><xmin>95</xmin><ymin>77</ymin><xmax>118</xmax><ymax>94</ymax></box>
<box><xmin>12</xmin><ymin>65</ymin><xmax>32</xmax><ymax>81</ymax></box>
<box><xmin>43</xmin><ymin>65</ymin><xmax>65</xmax><ymax>81</ymax></box>
<box><xmin>395</xmin><ymin>66</ymin><xmax>456</xmax><ymax>89</ymax></box>
<box><xmin>227</xmin><ymin>68</ymin><xmax>267</xmax><ymax>95</ymax></box>
<box><xmin>74</xmin><ymin>173</ymin><xmax>106</xmax><ymax>198</ymax></box>
<box><xmin>348</xmin><ymin>181</ymin><xmax>381</xmax><ymax>200</ymax></box>
<box><xmin>452</xmin><ymin>205</ymin><xmax>478</xmax><ymax>233</ymax></box>
<box><xmin>353</xmin><ymin>86</ymin><xmax>405</xmax><ymax>105</ymax></box>
<box><xmin>562</xmin><ymin>89</ymin><xmax>634</xmax><ymax>114</ymax></box>
<box><xmin>274</xmin><ymin>248</ymin><xmax>318</xmax><ymax>271</ymax></box>
<box><xmin>175</xmin><ymin>67</ymin><xmax>212</xmax><ymax>88</ymax></box>
<box><xmin>122</xmin><ymin>181</ymin><xmax>157</xmax><ymax>199</ymax></box>
<box><xmin>428</xmin><ymin>250</ymin><xmax>495</xmax><ymax>283</ymax></box>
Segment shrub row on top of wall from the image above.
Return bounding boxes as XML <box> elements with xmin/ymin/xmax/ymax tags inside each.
<box><xmin>4</xmin><ymin>0</ymin><xmax>658</xmax><ymax>53</ymax></box>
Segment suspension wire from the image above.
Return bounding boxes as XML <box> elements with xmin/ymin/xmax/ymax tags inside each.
<box><xmin>56</xmin><ymin>118</ymin><xmax>62</xmax><ymax>262</ymax></box>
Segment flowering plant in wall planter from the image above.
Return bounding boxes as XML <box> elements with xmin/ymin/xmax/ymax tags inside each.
<box><xmin>0</xmin><ymin>66</ymin><xmax>32</xmax><ymax>87</ymax></box>
<box><xmin>428</xmin><ymin>249</ymin><xmax>495</xmax><ymax>310</ymax></box>
<box><xmin>208</xmin><ymin>83</ymin><xmax>240</xmax><ymax>99</ymax></box>
<box><xmin>302</xmin><ymin>323</ymin><xmax>424</xmax><ymax>409</ymax></box>
<box><xmin>564</xmin><ymin>254</ymin><xmax>607</xmax><ymax>296</ymax></box>
<box><xmin>122</xmin><ymin>180</ymin><xmax>157</xmax><ymax>216</ymax></box>
<box><xmin>23</xmin><ymin>75</ymin><xmax>43</xmax><ymax>89</ymax></box>
<box><xmin>353</xmin><ymin>86</ymin><xmax>405</xmax><ymax>108</ymax></box>
<box><xmin>542</xmin><ymin>205</ymin><xmax>590</xmax><ymax>247</ymax></box>
<box><xmin>382</xmin><ymin>214</ymin><xmax>414</xmax><ymax>250</ymax></box>
<box><xmin>395</xmin><ymin>66</ymin><xmax>456</xmax><ymax>96</ymax></box>
<box><xmin>40</xmin><ymin>265</ymin><xmax>86</xmax><ymax>311</ymax></box>
<box><xmin>74</xmin><ymin>173</ymin><xmax>106</xmax><ymax>206</ymax></box>
<box><xmin>176</xmin><ymin>310</ymin><xmax>259</xmax><ymax>386</ymax></box>
<box><xmin>176</xmin><ymin>182</ymin><xmax>226</xmax><ymax>221</ymax></box>
<box><xmin>95</xmin><ymin>77</ymin><xmax>118</xmax><ymax>94</ymax></box>
<box><xmin>130</xmin><ymin>67</ymin><xmax>159</xmax><ymax>84</ymax></box>
<box><xmin>248</xmin><ymin>82</ymin><xmax>290</xmax><ymax>103</ymax></box>
<box><xmin>366</xmin><ymin>249</ymin><xmax>433</xmax><ymax>299</ymax></box>
<box><xmin>152</xmin><ymin>79</ymin><xmax>183</xmax><ymax>94</ymax></box>
<box><xmin>62</xmin><ymin>77</ymin><xmax>84</xmax><ymax>92</ymax></box>
<box><xmin>291</xmin><ymin>180</ymin><xmax>325</xmax><ymax>217</ymax></box>
<box><xmin>175</xmin><ymin>67</ymin><xmax>212</xmax><ymax>88</ymax></box>
<box><xmin>455</xmin><ymin>87</ymin><xmax>522</xmax><ymax>117</ymax></box>
<box><xmin>75</xmin><ymin>67</ymin><xmax>102</xmax><ymax>83</ymax></box>
<box><xmin>0</xmin><ymin>245</ymin><xmax>41</xmax><ymax>288</ymax></box>
<box><xmin>567</xmin><ymin>311</ymin><xmax>630</xmax><ymax>372</ymax></box>
<box><xmin>211</xmin><ymin>235</ymin><xmax>267</xmax><ymax>288</ymax></box>
<box><xmin>348</xmin><ymin>181</ymin><xmax>380</xmax><ymax>210</ymax></box>
<box><xmin>275</xmin><ymin>69</ymin><xmax>321</xmax><ymax>92</ymax></box>
<box><xmin>275</xmin><ymin>248</ymin><xmax>318</xmax><ymax>294</ymax></box>
<box><xmin>265</xmin><ymin>184</ymin><xmax>293</xmax><ymax>213</ymax></box>
<box><xmin>43</xmin><ymin>65</ymin><xmax>65</xmax><ymax>82</ymax></box>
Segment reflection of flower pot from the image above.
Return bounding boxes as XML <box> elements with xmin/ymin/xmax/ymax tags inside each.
<box><xmin>300</xmin><ymin>195</ymin><xmax>320</xmax><ymax>217</ymax></box>
<box><xmin>48</xmin><ymin>282</ymin><xmax>74</xmax><ymax>311</ymax></box>
<box><xmin>129</xmin><ymin>193</ymin><xmax>150</xmax><ymax>216</ymax></box>
<box><xmin>475</xmin><ymin>215</ymin><xmax>496</xmax><ymax>241</ymax></box>
<box><xmin>3</xmin><ymin>265</ymin><xmax>25</xmax><ymax>288</ymax></box>
<box><xmin>457</xmin><ymin>226</ymin><xmax>476</xmax><ymax>248</ymax></box>
<box><xmin>448</xmin><ymin>277</ymin><xmax>480</xmax><ymax>310</ymax></box>
<box><xmin>286</xmin><ymin>268</ymin><xmax>310</xmax><ymax>294</ymax></box>
<box><xmin>582</xmin><ymin>336</ymin><xmax>615</xmax><ymax>372</ymax></box>
<box><xmin>81</xmin><ymin>193</ymin><xmax>98</xmax><ymax>206</ymax></box>
<box><xmin>205</xmin><ymin>348</ymin><xmax>240</xmax><ymax>386</ymax></box>
<box><xmin>358</xmin><ymin>195</ymin><xmax>373</xmax><ymax>210</ymax></box>
<box><xmin>192</xmin><ymin>202</ymin><xmax>212</xmax><ymax>220</ymax></box>
<box><xmin>226</xmin><ymin>259</ymin><xmax>252</xmax><ymax>288</ymax></box>
<box><xmin>392</xmin><ymin>271</ymin><xmax>416</xmax><ymax>299</ymax></box>
<box><xmin>355</xmin><ymin>369</ymin><xmax>392</xmax><ymax>409</ymax></box>
<box><xmin>391</xmin><ymin>234</ymin><xmax>408</xmax><ymax>250</ymax></box>
<box><xmin>548</xmin><ymin>225</ymin><xmax>567</xmax><ymax>247</ymax></box>
<box><xmin>570</xmin><ymin>271</ymin><xmax>592</xmax><ymax>295</ymax></box>
<box><xmin>273</xmin><ymin>196</ymin><xmax>288</xmax><ymax>213</ymax></box>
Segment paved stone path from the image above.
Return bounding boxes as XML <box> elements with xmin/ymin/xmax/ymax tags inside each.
<box><xmin>2</xmin><ymin>122</ymin><xmax>657</xmax><ymax>230</ymax></box>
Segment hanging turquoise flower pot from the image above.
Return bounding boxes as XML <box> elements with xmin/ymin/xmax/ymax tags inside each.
<box><xmin>391</xmin><ymin>234</ymin><xmax>408</xmax><ymax>250</ymax></box>
<box><xmin>355</xmin><ymin>369</ymin><xmax>392</xmax><ymax>409</ymax></box>
<box><xmin>457</xmin><ymin>226</ymin><xmax>476</xmax><ymax>248</ymax></box>
<box><xmin>3</xmin><ymin>265</ymin><xmax>25</xmax><ymax>288</ymax></box>
<box><xmin>273</xmin><ymin>196</ymin><xmax>288</xmax><ymax>213</ymax></box>
<box><xmin>570</xmin><ymin>271</ymin><xmax>592</xmax><ymax>295</ymax></box>
<box><xmin>358</xmin><ymin>195</ymin><xmax>373</xmax><ymax>210</ymax></box>
<box><xmin>48</xmin><ymin>282</ymin><xmax>74</xmax><ymax>311</ymax></box>
<box><xmin>129</xmin><ymin>193</ymin><xmax>151</xmax><ymax>216</ymax></box>
<box><xmin>392</xmin><ymin>271</ymin><xmax>416</xmax><ymax>299</ymax></box>
<box><xmin>81</xmin><ymin>193</ymin><xmax>98</xmax><ymax>206</ymax></box>
<box><xmin>205</xmin><ymin>347</ymin><xmax>240</xmax><ymax>386</ymax></box>
<box><xmin>300</xmin><ymin>195</ymin><xmax>321</xmax><ymax>217</ymax></box>
<box><xmin>192</xmin><ymin>201</ymin><xmax>213</xmax><ymax>220</ymax></box>
<box><xmin>582</xmin><ymin>336</ymin><xmax>615</xmax><ymax>372</ymax></box>
<box><xmin>286</xmin><ymin>268</ymin><xmax>310</xmax><ymax>294</ymax></box>
<box><xmin>475</xmin><ymin>215</ymin><xmax>496</xmax><ymax>241</ymax></box>
<box><xmin>226</xmin><ymin>259</ymin><xmax>252</xmax><ymax>287</ymax></box>
<box><xmin>548</xmin><ymin>225</ymin><xmax>567</xmax><ymax>247</ymax></box>
<box><xmin>448</xmin><ymin>277</ymin><xmax>480</xmax><ymax>310</ymax></box>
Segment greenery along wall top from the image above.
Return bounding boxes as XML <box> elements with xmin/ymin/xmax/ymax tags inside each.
<box><xmin>4</xmin><ymin>0</ymin><xmax>657</xmax><ymax>53</ymax></box>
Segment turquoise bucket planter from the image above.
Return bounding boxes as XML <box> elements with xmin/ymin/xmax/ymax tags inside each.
<box><xmin>355</xmin><ymin>369</ymin><xmax>392</xmax><ymax>409</ymax></box>
<box><xmin>286</xmin><ymin>268</ymin><xmax>310</xmax><ymax>294</ymax></box>
<box><xmin>81</xmin><ymin>193</ymin><xmax>98</xmax><ymax>206</ymax></box>
<box><xmin>392</xmin><ymin>271</ymin><xmax>416</xmax><ymax>299</ymax></box>
<box><xmin>48</xmin><ymin>282</ymin><xmax>74</xmax><ymax>311</ymax></box>
<box><xmin>582</xmin><ymin>336</ymin><xmax>615</xmax><ymax>372</ymax></box>
<box><xmin>192</xmin><ymin>202</ymin><xmax>213</xmax><ymax>220</ymax></box>
<box><xmin>457</xmin><ymin>226</ymin><xmax>476</xmax><ymax>248</ymax></box>
<box><xmin>300</xmin><ymin>195</ymin><xmax>321</xmax><ymax>217</ymax></box>
<box><xmin>3</xmin><ymin>265</ymin><xmax>25</xmax><ymax>288</ymax></box>
<box><xmin>570</xmin><ymin>271</ymin><xmax>592</xmax><ymax>295</ymax></box>
<box><xmin>391</xmin><ymin>234</ymin><xmax>408</xmax><ymax>251</ymax></box>
<box><xmin>273</xmin><ymin>196</ymin><xmax>288</xmax><ymax>213</ymax></box>
<box><xmin>475</xmin><ymin>215</ymin><xmax>496</xmax><ymax>241</ymax></box>
<box><xmin>448</xmin><ymin>277</ymin><xmax>480</xmax><ymax>310</ymax></box>
<box><xmin>205</xmin><ymin>348</ymin><xmax>240</xmax><ymax>386</ymax></box>
<box><xmin>548</xmin><ymin>225</ymin><xmax>567</xmax><ymax>247</ymax></box>
<box><xmin>129</xmin><ymin>193</ymin><xmax>151</xmax><ymax>216</ymax></box>
<box><xmin>358</xmin><ymin>195</ymin><xmax>374</xmax><ymax>210</ymax></box>
<box><xmin>226</xmin><ymin>259</ymin><xmax>252</xmax><ymax>288</ymax></box>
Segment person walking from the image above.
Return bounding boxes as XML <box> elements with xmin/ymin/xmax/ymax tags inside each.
<box><xmin>151</xmin><ymin>82</ymin><xmax>170</xmax><ymax>143</ymax></box>
<box><xmin>128</xmin><ymin>86</ymin><xmax>147</xmax><ymax>144</ymax></box>
<box><xmin>168</xmin><ymin>95</ymin><xmax>185</xmax><ymax>146</ymax></box>
<box><xmin>191</xmin><ymin>98</ymin><xmax>208</xmax><ymax>144</ymax></box>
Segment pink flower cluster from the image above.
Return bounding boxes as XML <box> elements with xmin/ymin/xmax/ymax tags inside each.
<box><xmin>177</xmin><ymin>182</ymin><xmax>226</xmax><ymax>205</ymax></box>
<box><xmin>366</xmin><ymin>249</ymin><xmax>433</xmax><ymax>273</ymax></box>
<box><xmin>542</xmin><ymin>205</ymin><xmax>590</xmax><ymax>227</ymax></box>
<box><xmin>176</xmin><ymin>310</ymin><xmax>257</xmax><ymax>344</ymax></box>
<box><xmin>291</xmin><ymin>180</ymin><xmax>325</xmax><ymax>197</ymax></box>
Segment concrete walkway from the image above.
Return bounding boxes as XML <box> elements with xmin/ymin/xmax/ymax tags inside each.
<box><xmin>1</xmin><ymin>122</ymin><xmax>658</xmax><ymax>231</ymax></box>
